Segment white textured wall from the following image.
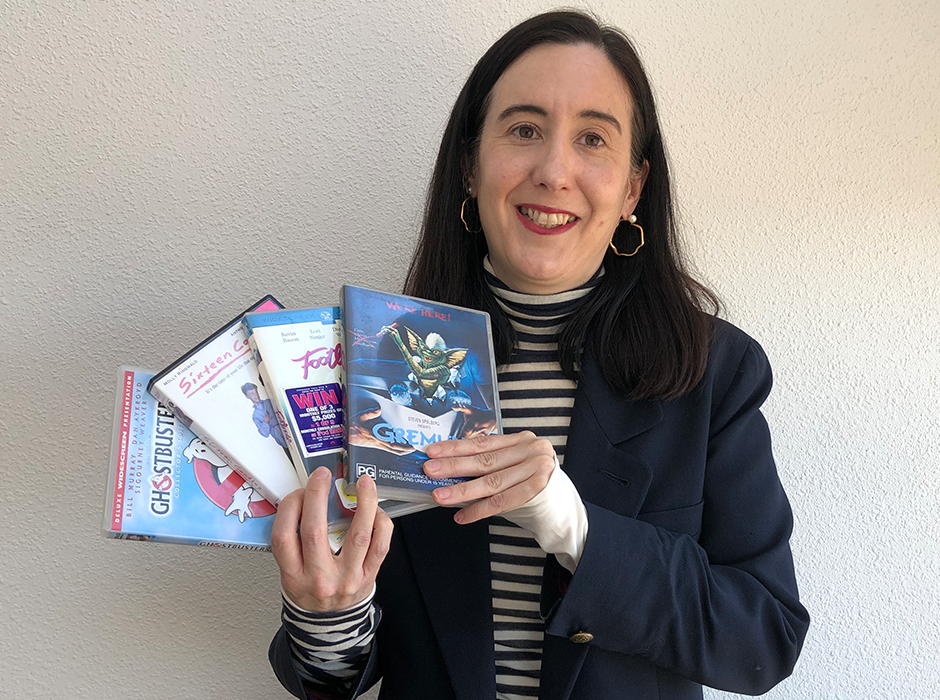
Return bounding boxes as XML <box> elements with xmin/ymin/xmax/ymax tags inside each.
<box><xmin>1</xmin><ymin>0</ymin><xmax>938</xmax><ymax>698</ymax></box>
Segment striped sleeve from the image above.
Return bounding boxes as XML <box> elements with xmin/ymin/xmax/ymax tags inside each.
<box><xmin>281</xmin><ymin>587</ymin><xmax>378</xmax><ymax>696</ymax></box>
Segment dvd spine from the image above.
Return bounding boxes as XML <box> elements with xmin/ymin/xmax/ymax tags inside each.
<box><xmin>339</xmin><ymin>286</ymin><xmax>355</xmax><ymax>493</ymax></box>
<box><xmin>195</xmin><ymin>541</ymin><xmax>271</xmax><ymax>552</ymax></box>
<box><xmin>104</xmin><ymin>368</ymin><xmax>136</xmax><ymax>535</ymax></box>
<box><xmin>107</xmin><ymin>531</ymin><xmax>271</xmax><ymax>551</ymax></box>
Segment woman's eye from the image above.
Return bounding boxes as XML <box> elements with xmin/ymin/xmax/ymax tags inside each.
<box><xmin>512</xmin><ymin>124</ymin><xmax>539</xmax><ymax>140</ymax></box>
<box><xmin>580</xmin><ymin>132</ymin><xmax>605</xmax><ymax>148</ymax></box>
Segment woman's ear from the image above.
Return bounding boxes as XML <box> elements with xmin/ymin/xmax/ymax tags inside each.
<box><xmin>621</xmin><ymin>159</ymin><xmax>650</xmax><ymax>219</ymax></box>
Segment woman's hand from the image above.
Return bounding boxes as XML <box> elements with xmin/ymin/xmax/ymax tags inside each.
<box><xmin>271</xmin><ymin>467</ymin><xmax>393</xmax><ymax>613</ymax></box>
<box><xmin>423</xmin><ymin>431</ymin><xmax>556</xmax><ymax>524</ymax></box>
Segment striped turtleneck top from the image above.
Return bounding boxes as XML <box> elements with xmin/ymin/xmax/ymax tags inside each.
<box><xmin>483</xmin><ymin>257</ymin><xmax>601</xmax><ymax>699</ymax></box>
<box><xmin>283</xmin><ymin>259</ymin><xmax>603</xmax><ymax>698</ymax></box>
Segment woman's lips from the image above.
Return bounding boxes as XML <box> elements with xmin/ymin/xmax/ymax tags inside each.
<box><xmin>515</xmin><ymin>205</ymin><xmax>579</xmax><ymax>235</ymax></box>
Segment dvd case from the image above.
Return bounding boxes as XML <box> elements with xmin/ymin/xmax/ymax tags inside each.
<box><xmin>147</xmin><ymin>296</ymin><xmax>302</xmax><ymax>506</ymax></box>
<box><xmin>243</xmin><ymin>306</ymin><xmax>352</xmax><ymax>525</ymax></box>
<box><xmin>106</xmin><ymin>367</ymin><xmax>351</xmax><ymax>552</ymax></box>
<box><xmin>104</xmin><ymin>367</ymin><xmax>275</xmax><ymax>549</ymax></box>
<box><xmin>244</xmin><ymin>306</ymin><xmax>434</xmax><ymax>526</ymax></box>
<box><xmin>341</xmin><ymin>285</ymin><xmax>502</xmax><ymax>503</ymax></box>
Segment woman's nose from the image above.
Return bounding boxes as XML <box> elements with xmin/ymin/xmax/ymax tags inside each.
<box><xmin>531</xmin><ymin>138</ymin><xmax>573</xmax><ymax>191</ymax></box>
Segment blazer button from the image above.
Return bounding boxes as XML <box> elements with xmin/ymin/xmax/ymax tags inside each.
<box><xmin>569</xmin><ymin>631</ymin><xmax>593</xmax><ymax>644</ymax></box>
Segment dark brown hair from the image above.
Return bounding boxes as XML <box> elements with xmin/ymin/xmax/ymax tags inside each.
<box><xmin>403</xmin><ymin>10</ymin><xmax>719</xmax><ymax>400</ymax></box>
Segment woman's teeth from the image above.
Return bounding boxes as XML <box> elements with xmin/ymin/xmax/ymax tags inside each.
<box><xmin>519</xmin><ymin>207</ymin><xmax>577</xmax><ymax>228</ymax></box>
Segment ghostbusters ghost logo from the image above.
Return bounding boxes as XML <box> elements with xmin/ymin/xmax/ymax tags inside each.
<box><xmin>182</xmin><ymin>438</ymin><xmax>276</xmax><ymax>521</ymax></box>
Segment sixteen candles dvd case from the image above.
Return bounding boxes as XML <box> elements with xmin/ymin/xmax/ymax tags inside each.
<box><xmin>342</xmin><ymin>285</ymin><xmax>502</xmax><ymax>503</ymax></box>
<box><xmin>244</xmin><ymin>306</ymin><xmax>434</xmax><ymax>527</ymax></box>
<box><xmin>147</xmin><ymin>296</ymin><xmax>302</xmax><ymax>506</ymax></box>
<box><xmin>104</xmin><ymin>367</ymin><xmax>275</xmax><ymax>549</ymax></box>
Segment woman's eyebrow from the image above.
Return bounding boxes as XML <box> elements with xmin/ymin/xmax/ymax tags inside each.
<box><xmin>578</xmin><ymin>109</ymin><xmax>622</xmax><ymax>134</ymax></box>
<box><xmin>496</xmin><ymin>104</ymin><xmax>548</xmax><ymax>121</ymax></box>
<box><xmin>496</xmin><ymin>104</ymin><xmax>622</xmax><ymax>134</ymax></box>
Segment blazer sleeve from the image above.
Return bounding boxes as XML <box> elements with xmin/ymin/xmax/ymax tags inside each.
<box><xmin>541</xmin><ymin>337</ymin><xmax>810</xmax><ymax>695</ymax></box>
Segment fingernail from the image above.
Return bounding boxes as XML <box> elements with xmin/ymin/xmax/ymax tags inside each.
<box><xmin>435</xmin><ymin>487</ymin><xmax>451</xmax><ymax>501</ymax></box>
<box><xmin>426</xmin><ymin>444</ymin><xmax>440</xmax><ymax>457</ymax></box>
<box><xmin>453</xmin><ymin>511</ymin><xmax>465</xmax><ymax>524</ymax></box>
<box><xmin>424</xmin><ymin>460</ymin><xmax>439</xmax><ymax>475</ymax></box>
<box><xmin>313</xmin><ymin>468</ymin><xmax>330</xmax><ymax>480</ymax></box>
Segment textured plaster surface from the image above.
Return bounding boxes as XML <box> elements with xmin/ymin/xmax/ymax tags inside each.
<box><xmin>1</xmin><ymin>0</ymin><xmax>938</xmax><ymax>698</ymax></box>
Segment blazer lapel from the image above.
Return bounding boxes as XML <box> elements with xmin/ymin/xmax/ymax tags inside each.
<box><xmin>564</xmin><ymin>351</ymin><xmax>661</xmax><ymax>518</ymax></box>
<box><xmin>399</xmin><ymin>509</ymin><xmax>497</xmax><ymax>700</ymax></box>
<box><xmin>578</xmin><ymin>348</ymin><xmax>663</xmax><ymax>446</ymax></box>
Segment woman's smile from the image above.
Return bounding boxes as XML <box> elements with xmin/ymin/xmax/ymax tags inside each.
<box><xmin>515</xmin><ymin>204</ymin><xmax>580</xmax><ymax>234</ymax></box>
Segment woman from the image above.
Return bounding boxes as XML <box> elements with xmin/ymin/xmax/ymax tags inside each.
<box><xmin>269</xmin><ymin>10</ymin><xmax>809</xmax><ymax>700</ymax></box>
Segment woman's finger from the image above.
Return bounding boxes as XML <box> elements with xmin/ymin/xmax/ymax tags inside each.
<box><xmin>361</xmin><ymin>508</ymin><xmax>394</xmax><ymax>582</ymax></box>
<box><xmin>423</xmin><ymin>439</ymin><xmax>536</xmax><ymax>479</ymax></box>
<box><xmin>425</xmin><ymin>431</ymin><xmax>533</xmax><ymax>459</ymax></box>
<box><xmin>298</xmin><ymin>466</ymin><xmax>337</xmax><ymax>566</ymax></box>
<box><xmin>432</xmin><ymin>461</ymin><xmax>540</xmax><ymax>506</ymax></box>
<box><xmin>340</xmin><ymin>473</ymin><xmax>379</xmax><ymax>570</ymax></box>
<box><xmin>271</xmin><ymin>487</ymin><xmax>306</xmax><ymax>576</ymax></box>
<box><xmin>453</xmin><ymin>480</ymin><xmax>548</xmax><ymax>524</ymax></box>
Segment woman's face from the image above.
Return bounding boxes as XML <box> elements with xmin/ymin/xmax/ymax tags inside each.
<box><xmin>471</xmin><ymin>43</ymin><xmax>646</xmax><ymax>295</ymax></box>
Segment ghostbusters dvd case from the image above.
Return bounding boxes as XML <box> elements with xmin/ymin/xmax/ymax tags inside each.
<box><xmin>104</xmin><ymin>367</ymin><xmax>276</xmax><ymax>549</ymax></box>
<box><xmin>341</xmin><ymin>285</ymin><xmax>502</xmax><ymax>503</ymax></box>
<box><xmin>147</xmin><ymin>296</ymin><xmax>302</xmax><ymax>506</ymax></box>
<box><xmin>243</xmin><ymin>306</ymin><xmax>434</xmax><ymax>527</ymax></box>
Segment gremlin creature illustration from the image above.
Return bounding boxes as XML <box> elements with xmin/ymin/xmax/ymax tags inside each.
<box><xmin>380</xmin><ymin>325</ymin><xmax>469</xmax><ymax>406</ymax></box>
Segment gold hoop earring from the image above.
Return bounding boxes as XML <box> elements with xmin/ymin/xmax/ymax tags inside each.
<box><xmin>609</xmin><ymin>214</ymin><xmax>644</xmax><ymax>257</ymax></box>
<box><xmin>461</xmin><ymin>196</ymin><xmax>482</xmax><ymax>234</ymax></box>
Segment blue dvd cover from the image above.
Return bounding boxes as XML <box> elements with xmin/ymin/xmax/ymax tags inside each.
<box><xmin>104</xmin><ymin>367</ymin><xmax>275</xmax><ymax>549</ymax></box>
<box><xmin>342</xmin><ymin>286</ymin><xmax>503</xmax><ymax>503</ymax></box>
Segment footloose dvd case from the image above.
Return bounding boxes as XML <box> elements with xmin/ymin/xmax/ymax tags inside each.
<box><xmin>147</xmin><ymin>296</ymin><xmax>302</xmax><ymax>506</ymax></box>
<box><xmin>342</xmin><ymin>285</ymin><xmax>502</xmax><ymax>503</ymax></box>
<box><xmin>244</xmin><ymin>306</ymin><xmax>433</xmax><ymax>527</ymax></box>
<box><xmin>104</xmin><ymin>367</ymin><xmax>276</xmax><ymax>549</ymax></box>
<box><xmin>243</xmin><ymin>306</ymin><xmax>346</xmax><ymax>488</ymax></box>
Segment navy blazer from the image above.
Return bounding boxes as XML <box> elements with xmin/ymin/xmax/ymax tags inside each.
<box><xmin>270</xmin><ymin>319</ymin><xmax>810</xmax><ymax>699</ymax></box>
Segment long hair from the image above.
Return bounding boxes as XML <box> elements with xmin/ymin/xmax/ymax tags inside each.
<box><xmin>403</xmin><ymin>10</ymin><xmax>719</xmax><ymax>400</ymax></box>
